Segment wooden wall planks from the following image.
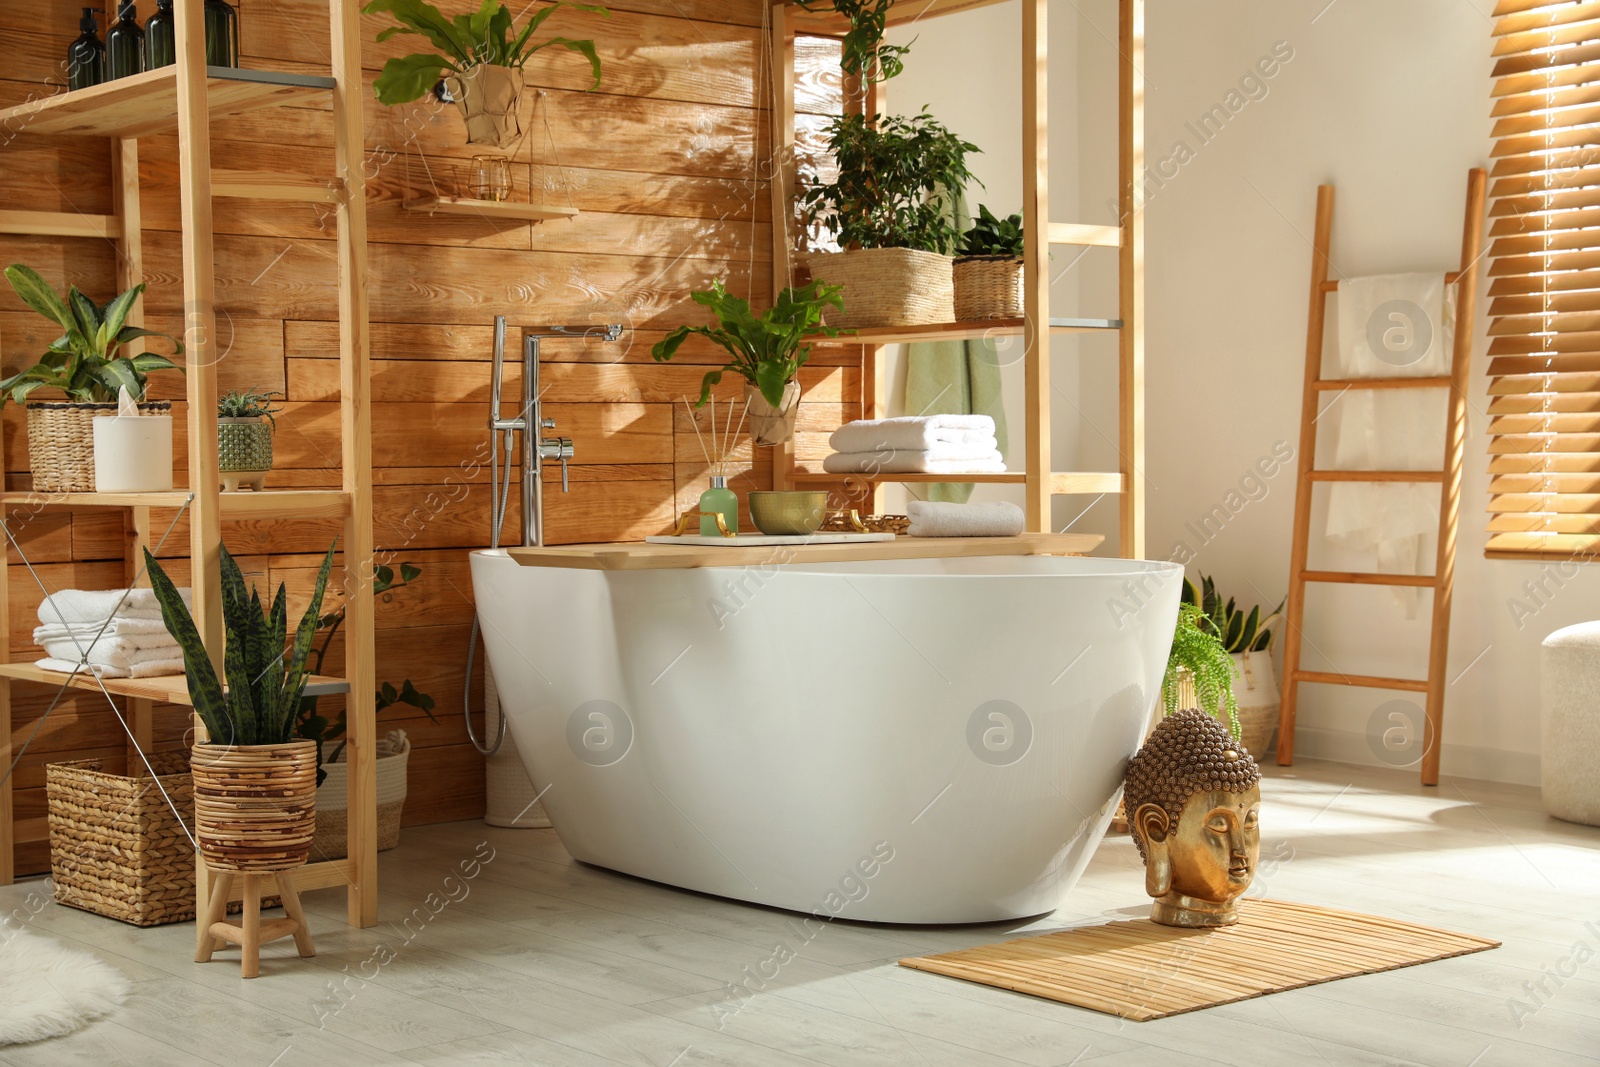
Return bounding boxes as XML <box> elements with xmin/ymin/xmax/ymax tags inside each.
<box><xmin>0</xmin><ymin>2</ymin><xmax>845</xmax><ymax>875</ymax></box>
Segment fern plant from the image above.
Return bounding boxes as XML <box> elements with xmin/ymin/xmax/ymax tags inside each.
<box><xmin>1164</xmin><ymin>603</ymin><xmax>1240</xmax><ymax>739</ymax></box>
<box><xmin>144</xmin><ymin>542</ymin><xmax>336</xmax><ymax>746</ymax></box>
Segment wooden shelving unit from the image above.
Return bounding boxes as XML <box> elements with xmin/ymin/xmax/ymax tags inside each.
<box><xmin>769</xmin><ymin>0</ymin><xmax>1145</xmax><ymax>558</ymax></box>
<box><xmin>402</xmin><ymin>196</ymin><xmax>580</xmax><ymax>221</ymax></box>
<box><xmin>0</xmin><ymin>3</ymin><xmax>379</xmax><ymax>929</ymax></box>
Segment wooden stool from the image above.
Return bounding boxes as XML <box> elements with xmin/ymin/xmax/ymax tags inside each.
<box><xmin>194</xmin><ymin>869</ymin><xmax>315</xmax><ymax>978</ymax></box>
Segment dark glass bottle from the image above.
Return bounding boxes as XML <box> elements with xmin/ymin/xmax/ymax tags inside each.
<box><xmin>67</xmin><ymin>7</ymin><xmax>106</xmax><ymax>91</ymax></box>
<box><xmin>106</xmin><ymin>1</ymin><xmax>145</xmax><ymax>81</ymax></box>
<box><xmin>204</xmin><ymin>0</ymin><xmax>240</xmax><ymax>68</ymax></box>
<box><xmin>146</xmin><ymin>0</ymin><xmax>176</xmax><ymax>70</ymax></box>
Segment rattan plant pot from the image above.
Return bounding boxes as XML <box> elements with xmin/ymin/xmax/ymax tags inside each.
<box><xmin>27</xmin><ymin>400</ymin><xmax>172</xmax><ymax>493</ymax></box>
<box><xmin>191</xmin><ymin>740</ymin><xmax>317</xmax><ymax>873</ymax></box>
<box><xmin>46</xmin><ymin>751</ymin><xmax>196</xmax><ymax>926</ymax></box>
<box><xmin>806</xmin><ymin>248</ymin><xmax>954</xmax><ymax>328</ymax></box>
<box><xmin>310</xmin><ymin>732</ymin><xmax>409</xmax><ymax>861</ymax></box>
<box><xmin>954</xmin><ymin>255</ymin><xmax>1024</xmax><ymax>320</ymax></box>
<box><xmin>745</xmin><ymin>381</ymin><xmax>801</xmax><ymax>447</ymax></box>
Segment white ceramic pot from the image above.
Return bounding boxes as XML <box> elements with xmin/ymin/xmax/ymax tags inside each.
<box><xmin>92</xmin><ymin>413</ymin><xmax>173</xmax><ymax>493</ymax></box>
<box><xmin>1231</xmin><ymin>650</ymin><xmax>1280</xmax><ymax>760</ymax></box>
<box><xmin>311</xmin><ymin>730</ymin><xmax>409</xmax><ymax>860</ymax></box>
<box><xmin>745</xmin><ymin>381</ymin><xmax>801</xmax><ymax>446</ymax></box>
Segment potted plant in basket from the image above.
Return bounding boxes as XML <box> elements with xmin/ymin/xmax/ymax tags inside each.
<box><xmin>217</xmin><ymin>389</ymin><xmax>281</xmax><ymax>492</ymax></box>
<box><xmin>955</xmin><ymin>205</ymin><xmax>1024</xmax><ymax>321</ymax></box>
<box><xmin>365</xmin><ymin>0</ymin><xmax>608</xmax><ymax>150</ymax></box>
<box><xmin>143</xmin><ymin>541</ymin><xmax>337</xmax><ymax>876</ymax></box>
<box><xmin>800</xmin><ymin>108</ymin><xmax>980</xmax><ymax>328</ymax></box>
<box><xmin>1183</xmin><ymin>575</ymin><xmax>1284</xmax><ymax>759</ymax></box>
<box><xmin>651</xmin><ymin>279</ymin><xmax>847</xmax><ymax>446</ymax></box>
<box><xmin>1</xmin><ymin>264</ymin><xmax>183</xmax><ymax>493</ymax></box>
<box><xmin>296</xmin><ymin>561</ymin><xmax>436</xmax><ymax>860</ymax></box>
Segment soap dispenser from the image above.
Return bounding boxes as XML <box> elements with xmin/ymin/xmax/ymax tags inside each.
<box><xmin>204</xmin><ymin>0</ymin><xmax>240</xmax><ymax>67</ymax></box>
<box><xmin>146</xmin><ymin>0</ymin><xmax>175</xmax><ymax>70</ymax></box>
<box><xmin>67</xmin><ymin>7</ymin><xmax>107</xmax><ymax>91</ymax></box>
<box><xmin>106</xmin><ymin>0</ymin><xmax>145</xmax><ymax>80</ymax></box>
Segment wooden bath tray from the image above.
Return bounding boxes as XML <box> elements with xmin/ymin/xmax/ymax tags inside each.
<box><xmin>508</xmin><ymin>532</ymin><xmax>1103</xmax><ymax>570</ymax></box>
<box><xmin>645</xmin><ymin>533</ymin><xmax>895</xmax><ymax>547</ymax></box>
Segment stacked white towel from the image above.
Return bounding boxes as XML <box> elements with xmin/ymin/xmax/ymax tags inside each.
<box><xmin>907</xmin><ymin>499</ymin><xmax>1025</xmax><ymax>538</ymax></box>
<box><xmin>824</xmin><ymin>416</ymin><xmax>1006</xmax><ymax>475</ymax></box>
<box><xmin>34</xmin><ymin>587</ymin><xmax>191</xmax><ymax>679</ymax></box>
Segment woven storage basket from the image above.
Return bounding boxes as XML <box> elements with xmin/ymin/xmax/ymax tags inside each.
<box><xmin>46</xmin><ymin>751</ymin><xmax>196</xmax><ymax>926</ymax></box>
<box><xmin>954</xmin><ymin>256</ymin><xmax>1024</xmax><ymax>320</ymax></box>
<box><xmin>806</xmin><ymin>248</ymin><xmax>953</xmax><ymax>328</ymax></box>
<box><xmin>27</xmin><ymin>401</ymin><xmax>172</xmax><ymax>493</ymax></box>
<box><xmin>191</xmin><ymin>740</ymin><xmax>317</xmax><ymax>872</ymax></box>
<box><xmin>310</xmin><ymin>731</ymin><xmax>409</xmax><ymax>860</ymax></box>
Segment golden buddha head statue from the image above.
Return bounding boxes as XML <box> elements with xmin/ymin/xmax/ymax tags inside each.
<box><xmin>1124</xmin><ymin>708</ymin><xmax>1261</xmax><ymax>927</ymax></box>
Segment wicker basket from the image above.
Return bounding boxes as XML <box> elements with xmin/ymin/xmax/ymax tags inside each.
<box><xmin>26</xmin><ymin>400</ymin><xmax>173</xmax><ymax>493</ymax></box>
<box><xmin>310</xmin><ymin>731</ymin><xmax>409</xmax><ymax>860</ymax></box>
<box><xmin>954</xmin><ymin>255</ymin><xmax>1024</xmax><ymax>320</ymax></box>
<box><xmin>191</xmin><ymin>740</ymin><xmax>317</xmax><ymax>873</ymax></box>
<box><xmin>806</xmin><ymin>248</ymin><xmax>954</xmax><ymax>328</ymax></box>
<box><xmin>46</xmin><ymin>751</ymin><xmax>197</xmax><ymax>926</ymax></box>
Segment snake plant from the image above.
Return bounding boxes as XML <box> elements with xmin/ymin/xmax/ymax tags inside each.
<box><xmin>144</xmin><ymin>542</ymin><xmax>336</xmax><ymax>746</ymax></box>
<box><xmin>1164</xmin><ymin>602</ymin><xmax>1240</xmax><ymax>739</ymax></box>
<box><xmin>1181</xmin><ymin>574</ymin><xmax>1284</xmax><ymax>654</ymax></box>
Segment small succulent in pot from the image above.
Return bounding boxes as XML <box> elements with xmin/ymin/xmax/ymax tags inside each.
<box><xmin>217</xmin><ymin>388</ymin><xmax>282</xmax><ymax>492</ymax></box>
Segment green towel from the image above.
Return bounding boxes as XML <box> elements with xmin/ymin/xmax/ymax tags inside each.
<box><xmin>903</xmin><ymin>190</ymin><xmax>1009</xmax><ymax>503</ymax></box>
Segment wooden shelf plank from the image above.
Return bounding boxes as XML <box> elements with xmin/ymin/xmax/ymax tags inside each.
<box><xmin>214</xmin><ymin>170</ymin><xmax>343</xmax><ymax>204</ymax></box>
<box><xmin>0</xmin><ymin>67</ymin><xmax>334</xmax><ymax>140</ymax></box>
<box><xmin>811</xmin><ymin>317</ymin><xmax>1120</xmax><ymax>346</ymax></box>
<box><xmin>0</xmin><ymin>489</ymin><xmax>349</xmax><ymax>520</ymax></box>
<box><xmin>0</xmin><ymin>662</ymin><xmax>349</xmax><ymax>705</ymax></box>
<box><xmin>1314</xmin><ymin>376</ymin><xmax>1451</xmax><ymax>391</ymax></box>
<box><xmin>783</xmin><ymin>0</ymin><xmax>1012</xmax><ymax>35</ymax></box>
<box><xmin>1049</xmin><ymin>223</ymin><xmax>1121</xmax><ymax>247</ymax></box>
<box><xmin>789</xmin><ymin>470</ymin><xmax>1025</xmax><ymax>484</ymax></box>
<box><xmin>509</xmin><ymin>532</ymin><xmax>1104</xmax><ymax>570</ymax></box>
<box><xmin>402</xmin><ymin>196</ymin><xmax>580</xmax><ymax>221</ymax></box>
<box><xmin>1306</xmin><ymin>470</ymin><xmax>1445</xmax><ymax>483</ymax></box>
<box><xmin>0</xmin><ymin>210</ymin><xmax>118</xmax><ymax>238</ymax></box>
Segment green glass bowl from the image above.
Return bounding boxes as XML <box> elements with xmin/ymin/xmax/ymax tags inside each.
<box><xmin>748</xmin><ymin>491</ymin><xmax>828</xmax><ymax>536</ymax></box>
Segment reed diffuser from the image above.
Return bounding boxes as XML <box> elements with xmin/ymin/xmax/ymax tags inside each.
<box><xmin>684</xmin><ymin>395</ymin><xmax>748</xmax><ymax>536</ymax></box>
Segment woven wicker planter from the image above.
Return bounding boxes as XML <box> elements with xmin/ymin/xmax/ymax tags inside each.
<box><xmin>745</xmin><ymin>381</ymin><xmax>801</xmax><ymax>447</ymax></box>
<box><xmin>954</xmin><ymin>255</ymin><xmax>1024</xmax><ymax>320</ymax></box>
<box><xmin>27</xmin><ymin>400</ymin><xmax>172</xmax><ymax>493</ymax></box>
<box><xmin>191</xmin><ymin>740</ymin><xmax>317</xmax><ymax>873</ymax></box>
<box><xmin>46</xmin><ymin>752</ymin><xmax>196</xmax><ymax>926</ymax></box>
<box><xmin>806</xmin><ymin>248</ymin><xmax>954</xmax><ymax>328</ymax></box>
<box><xmin>310</xmin><ymin>732</ymin><xmax>409</xmax><ymax>861</ymax></box>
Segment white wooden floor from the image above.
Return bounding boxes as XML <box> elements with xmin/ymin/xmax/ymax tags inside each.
<box><xmin>3</xmin><ymin>759</ymin><xmax>1598</xmax><ymax>1066</ymax></box>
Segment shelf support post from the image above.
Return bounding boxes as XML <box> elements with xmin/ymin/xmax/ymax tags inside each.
<box><xmin>1118</xmin><ymin>0</ymin><xmax>1145</xmax><ymax>559</ymax></box>
<box><xmin>1022</xmin><ymin>0</ymin><xmax>1050</xmax><ymax>533</ymax></box>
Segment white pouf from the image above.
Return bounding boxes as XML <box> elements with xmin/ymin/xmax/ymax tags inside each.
<box><xmin>1541</xmin><ymin>621</ymin><xmax>1600</xmax><ymax>826</ymax></box>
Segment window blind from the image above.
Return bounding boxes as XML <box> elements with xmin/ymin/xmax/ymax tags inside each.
<box><xmin>1487</xmin><ymin>0</ymin><xmax>1600</xmax><ymax>557</ymax></box>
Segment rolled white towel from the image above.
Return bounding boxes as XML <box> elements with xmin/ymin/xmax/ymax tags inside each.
<box><xmin>37</xmin><ymin>587</ymin><xmax>191</xmax><ymax>627</ymax></box>
<box><xmin>823</xmin><ymin>447</ymin><xmax>1006</xmax><ymax>475</ymax></box>
<box><xmin>907</xmin><ymin>499</ymin><xmax>1025</xmax><ymax>538</ymax></box>
<box><xmin>35</xmin><ymin>655</ymin><xmax>186</xmax><ymax>679</ymax></box>
<box><xmin>40</xmin><ymin>636</ymin><xmax>183</xmax><ymax>672</ymax></box>
<box><xmin>34</xmin><ymin>618</ymin><xmax>176</xmax><ymax>649</ymax></box>
<box><xmin>830</xmin><ymin>416</ymin><xmax>996</xmax><ymax>454</ymax></box>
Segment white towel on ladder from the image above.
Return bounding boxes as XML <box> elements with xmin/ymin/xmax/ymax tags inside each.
<box><xmin>1325</xmin><ymin>273</ymin><xmax>1453</xmax><ymax>618</ymax></box>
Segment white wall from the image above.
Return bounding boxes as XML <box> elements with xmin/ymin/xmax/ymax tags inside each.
<box><xmin>887</xmin><ymin>0</ymin><xmax>1589</xmax><ymax>786</ymax></box>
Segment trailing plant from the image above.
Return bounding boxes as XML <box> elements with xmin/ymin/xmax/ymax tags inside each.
<box><xmin>1</xmin><ymin>265</ymin><xmax>183</xmax><ymax>406</ymax></box>
<box><xmin>1181</xmin><ymin>575</ymin><xmax>1284</xmax><ymax>654</ymax></box>
<box><xmin>144</xmin><ymin>542</ymin><xmax>336</xmax><ymax>747</ymax></box>
<box><xmin>802</xmin><ymin>109</ymin><xmax>980</xmax><ymax>255</ymax></box>
<box><xmin>364</xmin><ymin>0</ymin><xmax>608</xmax><ymax>105</ymax></box>
<box><xmin>297</xmin><ymin>561</ymin><xmax>436</xmax><ymax>786</ymax></box>
<box><xmin>792</xmin><ymin>0</ymin><xmax>912</xmax><ymax>88</ymax></box>
<box><xmin>651</xmin><ymin>279</ymin><xmax>848</xmax><ymax>409</ymax></box>
<box><xmin>958</xmin><ymin>205</ymin><xmax>1024</xmax><ymax>258</ymax></box>
<box><xmin>218</xmin><ymin>388</ymin><xmax>284</xmax><ymax>428</ymax></box>
<box><xmin>1164</xmin><ymin>602</ymin><xmax>1240</xmax><ymax>739</ymax></box>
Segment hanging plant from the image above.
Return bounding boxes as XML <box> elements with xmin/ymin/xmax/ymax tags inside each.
<box><xmin>792</xmin><ymin>0</ymin><xmax>913</xmax><ymax>88</ymax></box>
<box><xmin>1163</xmin><ymin>603</ymin><xmax>1241</xmax><ymax>739</ymax></box>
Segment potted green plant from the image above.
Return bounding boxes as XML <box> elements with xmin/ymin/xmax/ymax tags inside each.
<box><xmin>1</xmin><ymin>264</ymin><xmax>183</xmax><ymax>493</ymax></box>
<box><xmin>297</xmin><ymin>562</ymin><xmax>436</xmax><ymax>860</ymax></box>
<box><xmin>1163</xmin><ymin>602</ymin><xmax>1241</xmax><ymax>741</ymax></box>
<box><xmin>651</xmin><ymin>279</ymin><xmax>847</xmax><ymax>446</ymax></box>
<box><xmin>954</xmin><ymin>205</ymin><xmax>1024</xmax><ymax>321</ymax></box>
<box><xmin>364</xmin><ymin>0</ymin><xmax>607</xmax><ymax>150</ymax></box>
<box><xmin>1183</xmin><ymin>575</ymin><xmax>1284</xmax><ymax>759</ymax></box>
<box><xmin>143</xmin><ymin>541</ymin><xmax>336</xmax><ymax>874</ymax></box>
<box><xmin>801</xmin><ymin>109</ymin><xmax>980</xmax><ymax>328</ymax></box>
<box><xmin>217</xmin><ymin>389</ymin><xmax>281</xmax><ymax>492</ymax></box>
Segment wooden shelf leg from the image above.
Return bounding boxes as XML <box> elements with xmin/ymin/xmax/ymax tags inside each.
<box><xmin>276</xmin><ymin>871</ymin><xmax>316</xmax><ymax>958</ymax></box>
<box><xmin>195</xmin><ymin>870</ymin><xmax>233</xmax><ymax>962</ymax></box>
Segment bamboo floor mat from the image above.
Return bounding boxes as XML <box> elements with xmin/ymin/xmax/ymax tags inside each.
<box><xmin>899</xmin><ymin>898</ymin><xmax>1499</xmax><ymax>1021</ymax></box>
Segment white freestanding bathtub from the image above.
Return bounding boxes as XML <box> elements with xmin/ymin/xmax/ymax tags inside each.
<box><xmin>470</xmin><ymin>548</ymin><xmax>1182</xmax><ymax>923</ymax></box>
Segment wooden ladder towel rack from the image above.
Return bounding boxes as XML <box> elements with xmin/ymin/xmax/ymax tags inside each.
<box><xmin>1276</xmin><ymin>170</ymin><xmax>1486</xmax><ymax>786</ymax></box>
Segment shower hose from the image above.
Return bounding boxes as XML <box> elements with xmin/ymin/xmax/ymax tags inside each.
<box><xmin>463</xmin><ymin>427</ymin><xmax>515</xmax><ymax>756</ymax></box>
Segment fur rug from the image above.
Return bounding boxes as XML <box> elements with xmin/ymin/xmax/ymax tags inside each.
<box><xmin>0</xmin><ymin>924</ymin><xmax>129</xmax><ymax>1045</ymax></box>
